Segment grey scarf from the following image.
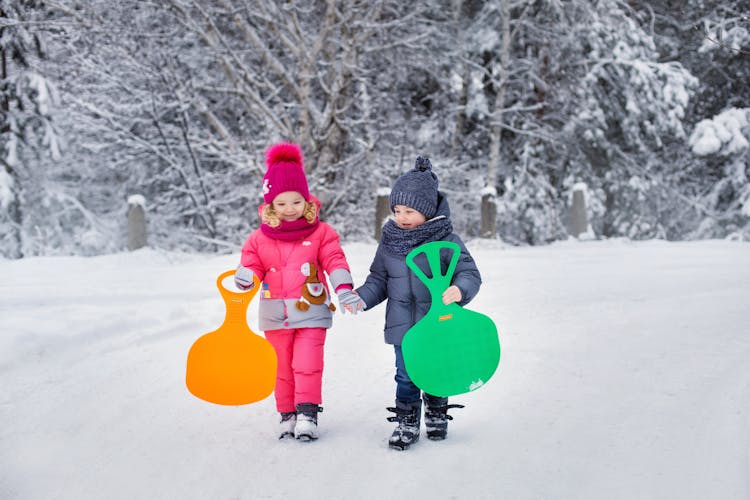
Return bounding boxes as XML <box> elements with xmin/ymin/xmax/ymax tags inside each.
<box><xmin>380</xmin><ymin>216</ymin><xmax>454</xmax><ymax>256</ymax></box>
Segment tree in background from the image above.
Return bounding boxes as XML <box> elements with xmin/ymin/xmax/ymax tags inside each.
<box><xmin>680</xmin><ymin>0</ymin><xmax>750</xmax><ymax>238</ymax></box>
<box><xmin>42</xmin><ymin>1</ymin><xmax>262</xmax><ymax>253</ymax></box>
<box><xmin>560</xmin><ymin>1</ymin><xmax>700</xmax><ymax>240</ymax></box>
<box><xmin>0</xmin><ymin>0</ymin><xmax>61</xmax><ymax>258</ymax></box>
<box><xmin>620</xmin><ymin>0</ymin><xmax>750</xmax><ymax>239</ymax></box>
<box><xmin>443</xmin><ymin>0</ymin><xmax>570</xmax><ymax>244</ymax></box>
<box><xmin>1</xmin><ymin>0</ymin><xmax>747</xmax><ymax>257</ymax></box>
<box><xmin>36</xmin><ymin>0</ymin><xmax>450</xmax><ymax>250</ymax></box>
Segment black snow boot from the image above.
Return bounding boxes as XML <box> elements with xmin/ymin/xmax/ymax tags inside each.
<box><xmin>295</xmin><ymin>403</ymin><xmax>322</xmax><ymax>441</ymax></box>
<box><xmin>423</xmin><ymin>394</ymin><xmax>464</xmax><ymax>440</ymax></box>
<box><xmin>386</xmin><ymin>399</ymin><xmax>422</xmax><ymax>450</ymax></box>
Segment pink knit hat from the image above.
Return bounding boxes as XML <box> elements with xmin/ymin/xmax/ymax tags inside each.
<box><xmin>262</xmin><ymin>143</ymin><xmax>310</xmax><ymax>203</ymax></box>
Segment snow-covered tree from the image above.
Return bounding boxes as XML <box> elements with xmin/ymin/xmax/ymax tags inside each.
<box><xmin>1</xmin><ymin>0</ymin><xmax>747</xmax><ymax>256</ymax></box>
<box><xmin>630</xmin><ymin>0</ymin><xmax>750</xmax><ymax>239</ymax></box>
<box><xmin>687</xmin><ymin>108</ymin><xmax>750</xmax><ymax>239</ymax></box>
<box><xmin>554</xmin><ymin>1</ymin><xmax>700</xmax><ymax>240</ymax></box>
<box><xmin>34</xmin><ymin>0</ymin><xmax>456</xmax><ymax>249</ymax></box>
<box><xmin>1</xmin><ymin>0</ymin><xmax>61</xmax><ymax>258</ymax></box>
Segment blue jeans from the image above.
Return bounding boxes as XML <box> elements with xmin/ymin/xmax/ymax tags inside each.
<box><xmin>394</xmin><ymin>345</ymin><xmax>423</xmax><ymax>403</ymax></box>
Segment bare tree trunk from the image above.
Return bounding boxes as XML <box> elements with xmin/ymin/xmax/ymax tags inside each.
<box><xmin>0</xmin><ymin>20</ymin><xmax>23</xmax><ymax>258</ymax></box>
<box><xmin>482</xmin><ymin>0</ymin><xmax>510</xmax><ymax>238</ymax></box>
<box><xmin>316</xmin><ymin>1</ymin><xmax>356</xmax><ymax>172</ymax></box>
<box><xmin>450</xmin><ymin>0</ymin><xmax>468</xmax><ymax>159</ymax></box>
<box><xmin>0</xmin><ymin>169</ymin><xmax>23</xmax><ymax>258</ymax></box>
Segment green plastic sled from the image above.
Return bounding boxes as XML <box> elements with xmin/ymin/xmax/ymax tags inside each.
<box><xmin>401</xmin><ymin>241</ymin><xmax>500</xmax><ymax>397</ymax></box>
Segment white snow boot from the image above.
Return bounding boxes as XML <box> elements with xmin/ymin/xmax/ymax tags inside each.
<box><xmin>278</xmin><ymin>411</ymin><xmax>296</xmax><ymax>439</ymax></box>
<box><xmin>294</xmin><ymin>403</ymin><xmax>322</xmax><ymax>441</ymax></box>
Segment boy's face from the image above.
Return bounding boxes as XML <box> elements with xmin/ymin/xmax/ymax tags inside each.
<box><xmin>393</xmin><ymin>205</ymin><xmax>426</xmax><ymax>229</ymax></box>
<box><xmin>272</xmin><ymin>191</ymin><xmax>306</xmax><ymax>221</ymax></box>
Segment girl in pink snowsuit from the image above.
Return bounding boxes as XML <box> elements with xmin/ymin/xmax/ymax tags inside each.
<box><xmin>235</xmin><ymin>143</ymin><xmax>363</xmax><ymax>441</ymax></box>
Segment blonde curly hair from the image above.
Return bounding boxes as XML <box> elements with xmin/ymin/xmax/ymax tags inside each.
<box><xmin>262</xmin><ymin>201</ymin><xmax>318</xmax><ymax>228</ymax></box>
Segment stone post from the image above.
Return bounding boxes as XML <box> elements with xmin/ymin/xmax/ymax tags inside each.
<box><xmin>127</xmin><ymin>195</ymin><xmax>147</xmax><ymax>251</ymax></box>
<box><xmin>374</xmin><ymin>188</ymin><xmax>391</xmax><ymax>241</ymax></box>
<box><xmin>570</xmin><ymin>183</ymin><xmax>588</xmax><ymax>238</ymax></box>
<box><xmin>480</xmin><ymin>187</ymin><xmax>497</xmax><ymax>238</ymax></box>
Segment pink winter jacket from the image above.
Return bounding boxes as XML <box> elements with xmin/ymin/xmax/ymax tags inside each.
<box><xmin>240</xmin><ymin>217</ymin><xmax>353</xmax><ymax>331</ymax></box>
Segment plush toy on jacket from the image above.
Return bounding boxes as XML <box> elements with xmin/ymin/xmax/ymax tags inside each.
<box><xmin>296</xmin><ymin>262</ymin><xmax>336</xmax><ymax>312</ymax></box>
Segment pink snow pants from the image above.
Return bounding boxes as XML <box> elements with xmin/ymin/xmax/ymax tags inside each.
<box><xmin>264</xmin><ymin>327</ymin><xmax>326</xmax><ymax>413</ymax></box>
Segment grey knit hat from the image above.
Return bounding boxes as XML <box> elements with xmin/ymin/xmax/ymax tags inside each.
<box><xmin>389</xmin><ymin>156</ymin><xmax>439</xmax><ymax>219</ymax></box>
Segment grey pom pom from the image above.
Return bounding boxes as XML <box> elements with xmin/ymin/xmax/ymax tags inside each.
<box><xmin>414</xmin><ymin>156</ymin><xmax>432</xmax><ymax>172</ymax></box>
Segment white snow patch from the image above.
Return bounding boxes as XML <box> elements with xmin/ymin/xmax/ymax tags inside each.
<box><xmin>689</xmin><ymin>108</ymin><xmax>750</xmax><ymax>156</ymax></box>
<box><xmin>480</xmin><ymin>186</ymin><xmax>497</xmax><ymax>197</ymax></box>
<box><xmin>1</xmin><ymin>241</ymin><xmax>749</xmax><ymax>499</ymax></box>
<box><xmin>127</xmin><ymin>194</ymin><xmax>147</xmax><ymax>207</ymax></box>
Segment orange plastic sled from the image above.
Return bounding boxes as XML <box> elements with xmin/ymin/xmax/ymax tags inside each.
<box><xmin>186</xmin><ymin>270</ymin><xmax>277</xmax><ymax>405</ymax></box>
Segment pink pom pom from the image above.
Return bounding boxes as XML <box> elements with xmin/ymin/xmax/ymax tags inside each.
<box><xmin>266</xmin><ymin>143</ymin><xmax>303</xmax><ymax>169</ymax></box>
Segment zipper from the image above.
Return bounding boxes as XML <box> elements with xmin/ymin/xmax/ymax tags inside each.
<box><xmin>408</xmin><ymin>261</ymin><xmax>417</xmax><ymax>326</ymax></box>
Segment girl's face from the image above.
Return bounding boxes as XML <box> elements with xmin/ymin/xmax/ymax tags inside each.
<box><xmin>272</xmin><ymin>191</ymin><xmax>306</xmax><ymax>221</ymax></box>
<box><xmin>393</xmin><ymin>205</ymin><xmax>426</xmax><ymax>229</ymax></box>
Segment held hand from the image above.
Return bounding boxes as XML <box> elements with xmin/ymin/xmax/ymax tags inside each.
<box><xmin>234</xmin><ymin>265</ymin><xmax>255</xmax><ymax>290</ymax></box>
<box><xmin>442</xmin><ymin>285</ymin><xmax>462</xmax><ymax>305</ymax></box>
<box><xmin>337</xmin><ymin>289</ymin><xmax>365</xmax><ymax>315</ymax></box>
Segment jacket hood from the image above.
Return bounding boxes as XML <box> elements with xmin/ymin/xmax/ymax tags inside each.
<box><xmin>431</xmin><ymin>191</ymin><xmax>451</xmax><ymax>221</ymax></box>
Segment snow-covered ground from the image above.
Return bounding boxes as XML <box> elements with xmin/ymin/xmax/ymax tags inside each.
<box><xmin>1</xmin><ymin>239</ymin><xmax>749</xmax><ymax>500</ymax></box>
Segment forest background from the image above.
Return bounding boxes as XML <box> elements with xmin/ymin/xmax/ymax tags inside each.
<box><xmin>1</xmin><ymin>0</ymin><xmax>749</xmax><ymax>258</ymax></box>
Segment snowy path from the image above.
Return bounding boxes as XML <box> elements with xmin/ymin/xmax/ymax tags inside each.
<box><xmin>1</xmin><ymin>240</ymin><xmax>749</xmax><ymax>499</ymax></box>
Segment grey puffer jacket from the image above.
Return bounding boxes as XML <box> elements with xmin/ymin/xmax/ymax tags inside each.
<box><xmin>355</xmin><ymin>195</ymin><xmax>482</xmax><ymax>345</ymax></box>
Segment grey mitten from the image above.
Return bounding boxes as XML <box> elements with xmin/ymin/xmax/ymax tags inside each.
<box><xmin>234</xmin><ymin>265</ymin><xmax>255</xmax><ymax>290</ymax></box>
<box><xmin>337</xmin><ymin>289</ymin><xmax>365</xmax><ymax>314</ymax></box>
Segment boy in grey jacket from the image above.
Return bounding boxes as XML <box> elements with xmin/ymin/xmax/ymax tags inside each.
<box><xmin>355</xmin><ymin>156</ymin><xmax>482</xmax><ymax>450</ymax></box>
